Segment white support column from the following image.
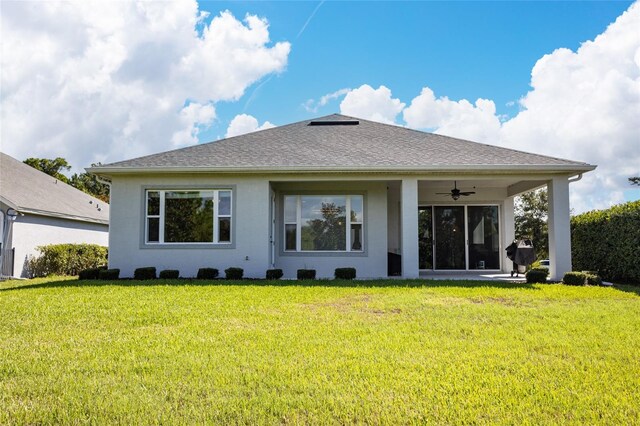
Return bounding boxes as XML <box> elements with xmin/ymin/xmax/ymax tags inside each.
<box><xmin>502</xmin><ymin>196</ymin><xmax>515</xmax><ymax>273</ymax></box>
<box><xmin>548</xmin><ymin>176</ymin><xmax>572</xmax><ymax>281</ymax></box>
<box><xmin>401</xmin><ymin>178</ymin><xmax>419</xmax><ymax>278</ymax></box>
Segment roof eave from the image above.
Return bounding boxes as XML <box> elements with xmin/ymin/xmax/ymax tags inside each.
<box><xmin>15</xmin><ymin>208</ymin><xmax>109</xmax><ymax>225</ymax></box>
<box><xmin>88</xmin><ymin>164</ymin><xmax>596</xmax><ymax>176</ymax></box>
<box><xmin>0</xmin><ymin>195</ymin><xmax>19</xmax><ymax>210</ymax></box>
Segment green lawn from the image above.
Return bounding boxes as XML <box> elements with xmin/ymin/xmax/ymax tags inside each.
<box><xmin>1</xmin><ymin>277</ymin><xmax>639</xmax><ymax>424</ymax></box>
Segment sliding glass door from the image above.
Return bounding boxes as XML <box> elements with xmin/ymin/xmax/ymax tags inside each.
<box><xmin>418</xmin><ymin>205</ymin><xmax>500</xmax><ymax>271</ymax></box>
<box><xmin>434</xmin><ymin>206</ymin><xmax>466</xmax><ymax>270</ymax></box>
<box><xmin>418</xmin><ymin>207</ymin><xmax>433</xmax><ymax>270</ymax></box>
<box><xmin>467</xmin><ymin>206</ymin><xmax>500</xmax><ymax>270</ymax></box>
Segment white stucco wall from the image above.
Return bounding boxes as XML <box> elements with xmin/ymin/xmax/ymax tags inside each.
<box><xmin>109</xmin><ymin>176</ymin><xmax>390</xmax><ymax>279</ymax></box>
<box><xmin>106</xmin><ymin>173</ymin><xmax>569</xmax><ymax>280</ymax></box>
<box><xmin>272</xmin><ymin>180</ymin><xmax>388</xmax><ymax>279</ymax></box>
<box><xmin>108</xmin><ymin>174</ymin><xmax>271</xmax><ymax>278</ymax></box>
<box><xmin>10</xmin><ymin>214</ymin><xmax>108</xmax><ymax>277</ymax></box>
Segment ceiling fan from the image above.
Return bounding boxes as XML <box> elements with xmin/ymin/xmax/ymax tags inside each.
<box><xmin>436</xmin><ymin>181</ymin><xmax>476</xmax><ymax>201</ymax></box>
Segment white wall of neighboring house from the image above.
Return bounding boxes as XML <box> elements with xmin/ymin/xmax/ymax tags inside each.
<box><xmin>10</xmin><ymin>214</ymin><xmax>108</xmax><ymax>277</ymax></box>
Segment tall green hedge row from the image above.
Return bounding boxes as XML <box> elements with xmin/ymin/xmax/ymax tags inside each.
<box><xmin>27</xmin><ymin>243</ymin><xmax>108</xmax><ymax>278</ymax></box>
<box><xmin>571</xmin><ymin>200</ymin><xmax>640</xmax><ymax>284</ymax></box>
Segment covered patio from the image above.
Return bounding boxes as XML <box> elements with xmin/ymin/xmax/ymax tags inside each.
<box><xmin>389</xmin><ymin>174</ymin><xmax>581</xmax><ymax>281</ymax></box>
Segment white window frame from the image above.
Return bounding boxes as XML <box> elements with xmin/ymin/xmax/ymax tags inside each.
<box><xmin>284</xmin><ymin>194</ymin><xmax>364</xmax><ymax>252</ymax></box>
<box><xmin>145</xmin><ymin>189</ymin><xmax>232</xmax><ymax>245</ymax></box>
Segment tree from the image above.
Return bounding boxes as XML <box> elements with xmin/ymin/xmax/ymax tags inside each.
<box><xmin>629</xmin><ymin>177</ymin><xmax>640</xmax><ymax>186</ymax></box>
<box><xmin>514</xmin><ymin>188</ymin><xmax>549</xmax><ymax>260</ymax></box>
<box><xmin>69</xmin><ymin>164</ymin><xmax>110</xmax><ymax>203</ymax></box>
<box><xmin>23</xmin><ymin>157</ymin><xmax>71</xmax><ymax>183</ymax></box>
<box><xmin>302</xmin><ymin>202</ymin><xmax>346</xmax><ymax>250</ymax></box>
<box><xmin>24</xmin><ymin>157</ymin><xmax>110</xmax><ymax>203</ymax></box>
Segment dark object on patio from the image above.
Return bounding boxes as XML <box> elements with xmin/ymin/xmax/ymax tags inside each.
<box><xmin>506</xmin><ymin>239</ymin><xmax>536</xmax><ymax>277</ymax></box>
<box><xmin>388</xmin><ymin>252</ymin><xmax>401</xmax><ymax>276</ymax></box>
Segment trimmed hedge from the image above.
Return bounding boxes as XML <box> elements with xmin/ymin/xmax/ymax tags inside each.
<box><xmin>563</xmin><ymin>271</ymin><xmax>587</xmax><ymax>286</ymax></box>
<box><xmin>134</xmin><ymin>267</ymin><xmax>156</xmax><ymax>280</ymax></box>
<box><xmin>266</xmin><ymin>269</ymin><xmax>283</xmax><ymax>280</ymax></box>
<box><xmin>159</xmin><ymin>269</ymin><xmax>179</xmax><ymax>279</ymax></box>
<box><xmin>297</xmin><ymin>269</ymin><xmax>316</xmax><ymax>280</ymax></box>
<box><xmin>571</xmin><ymin>200</ymin><xmax>640</xmax><ymax>284</ymax></box>
<box><xmin>586</xmin><ymin>274</ymin><xmax>603</xmax><ymax>286</ymax></box>
<box><xmin>98</xmin><ymin>268</ymin><xmax>120</xmax><ymax>280</ymax></box>
<box><xmin>197</xmin><ymin>268</ymin><xmax>219</xmax><ymax>279</ymax></box>
<box><xmin>335</xmin><ymin>267</ymin><xmax>356</xmax><ymax>280</ymax></box>
<box><xmin>79</xmin><ymin>267</ymin><xmax>102</xmax><ymax>280</ymax></box>
<box><xmin>225</xmin><ymin>267</ymin><xmax>244</xmax><ymax>280</ymax></box>
<box><xmin>526</xmin><ymin>268</ymin><xmax>549</xmax><ymax>284</ymax></box>
<box><xmin>27</xmin><ymin>243</ymin><xmax>108</xmax><ymax>278</ymax></box>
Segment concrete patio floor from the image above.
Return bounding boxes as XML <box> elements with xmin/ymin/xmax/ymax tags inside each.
<box><xmin>420</xmin><ymin>272</ymin><xmax>526</xmax><ymax>282</ymax></box>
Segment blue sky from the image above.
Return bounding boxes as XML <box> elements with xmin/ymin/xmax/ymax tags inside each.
<box><xmin>1</xmin><ymin>0</ymin><xmax>638</xmax><ymax>212</ymax></box>
<box><xmin>198</xmin><ymin>1</ymin><xmax>631</xmax><ymax>138</ymax></box>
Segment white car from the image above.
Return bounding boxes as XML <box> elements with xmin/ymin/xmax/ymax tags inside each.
<box><xmin>539</xmin><ymin>259</ymin><xmax>550</xmax><ymax>269</ymax></box>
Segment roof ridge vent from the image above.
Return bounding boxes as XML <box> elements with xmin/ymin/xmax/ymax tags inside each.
<box><xmin>308</xmin><ymin>120</ymin><xmax>359</xmax><ymax>126</ymax></box>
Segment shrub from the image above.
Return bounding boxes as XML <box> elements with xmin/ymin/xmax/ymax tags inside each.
<box><xmin>26</xmin><ymin>243</ymin><xmax>108</xmax><ymax>278</ymax></box>
<box><xmin>572</xmin><ymin>200</ymin><xmax>640</xmax><ymax>284</ymax></box>
<box><xmin>197</xmin><ymin>268</ymin><xmax>218</xmax><ymax>279</ymax></box>
<box><xmin>266</xmin><ymin>269</ymin><xmax>283</xmax><ymax>280</ymax></box>
<box><xmin>78</xmin><ymin>267</ymin><xmax>102</xmax><ymax>280</ymax></box>
<box><xmin>335</xmin><ymin>267</ymin><xmax>356</xmax><ymax>280</ymax></box>
<box><xmin>526</xmin><ymin>268</ymin><xmax>549</xmax><ymax>284</ymax></box>
<box><xmin>134</xmin><ymin>267</ymin><xmax>157</xmax><ymax>280</ymax></box>
<box><xmin>225</xmin><ymin>267</ymin><xmax>244</xmax><ymax>280</ymax></box>
<box><xmin>585</xmin><ymin>274</ymin><xmax>603</xmax><ymax>286</ymax></box>
<box><xmin>159</xmin><ymin>269</ymin><xmax>179</xmax><ymax>279</ymax></box>
<box><xmin>297</xmin><ymin>269</ymin><xmax>316</xmax><ymax>280</ymax></box>
<box><xmin>563</xmin><ymin>271</ymin><xmax>587</xmax><ymax>286</ymax></box>
<box><xmin>98</xmin><ymin>268</ymin><xmax>120</xmax><ymax>280</ymax></box>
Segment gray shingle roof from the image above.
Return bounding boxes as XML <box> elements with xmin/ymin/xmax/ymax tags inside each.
<box><xmin>92</xmin><ymin>114</ymin><xmax>594</xmax><ymax>173</ymax></box>
<box><xmin>1</xmin><ymin>152</ymin><xmax>109</xmax><ymax>224</ymax></box>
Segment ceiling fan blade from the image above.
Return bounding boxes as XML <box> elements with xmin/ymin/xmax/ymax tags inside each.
<box><xmin>435</xmin><ymin>192</ymin><xmax>452</xmax><ymax>195</ymax></box>
<box><xmin>459</xmin><ymin>191</ymin><xmax>476</xmax><ymax>196</ymax></box>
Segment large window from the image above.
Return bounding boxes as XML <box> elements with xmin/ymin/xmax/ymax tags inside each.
<box><xmin>284</xmin><ymin>195</ymin><xmax>363</xmax><ymax>252</ymax></box>
<box><xmin>145</xmin><ymin>189</ymin><xmax>232</xmax><ymax>244</ymax></box>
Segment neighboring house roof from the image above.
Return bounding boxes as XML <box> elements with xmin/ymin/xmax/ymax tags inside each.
<box><xmin>0</xmin><ymin>152</ymin><xmax>109</xmax><ymax>225</ymax></box>
<box><xmin>89</xmin><ymin>114</ymin><xmax>595</xmax><ymax>175</ymax></box>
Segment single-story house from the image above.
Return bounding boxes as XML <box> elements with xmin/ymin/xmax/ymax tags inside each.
<box><xmin>0</xmin><ymin>152</ymin><xmax>109</xmax><ymax>278</ymax></box>
<box><xmin>88</xmin><ymin>114</ymin><xmax>595</xmax><ymax>281</ymax></box>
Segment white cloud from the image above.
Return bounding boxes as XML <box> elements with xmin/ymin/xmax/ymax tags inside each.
<box><xmin>303</xmin><ymin>88</ymin><xmax>351</xmax><ymax>113</ymax></box>
<box><xmin>339</xmin><ymin>85</ymin><xmax>405</xmax><ymax>124</ymax></box>
<box><xmin>403</xmin><ymin>88</ymin><xmax>502</xmax><ymax>143</ymax></box>
<box><xmin>171</xmin><ymin>103</ymin><xmax>217</xmax><ymax>147</ymax></box>
<box><xmin>499</xmin><ymin>1</ymin><xmax>640</xmax><ymax>213</ymax></box>
<box><xmin>225</xmin><ymin>114</ymin><xmax>276</xmax><ymax>138</ymax></box>
<box><xmin>0</xmin><ymin>1</ymin><xmax>290</xmax><ymax>170</ymax></box>
<box><xmin>336</xmin><ymin>3</ymin><xmax>640</xmax><ymax>212</ymax></box>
